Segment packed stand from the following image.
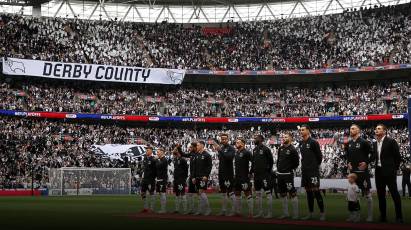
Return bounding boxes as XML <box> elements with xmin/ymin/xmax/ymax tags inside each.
<box><xmin>0</xmin><ymin>79</ymin><xmax>409</xmax><ymax>117</ymax></box>
<box><xmin>0</xmin><ymin>116</ymin><xmax>409</xmax><ymax>189</ymax></box>
<box><xmin>1</xmin><ymin>4</ymin><xmax>411</xmax><ymax>70</ymax></box>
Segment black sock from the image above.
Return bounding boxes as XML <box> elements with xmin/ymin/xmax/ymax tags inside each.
<box><xmin>306</xmin><ymin>191</ymin><xmax>314</xmax><ymax>213</ymax></box>
<box><xmin>314</xmin><ymin>190</ymin><xmax>325</xmax><ymax>213</ymax></box>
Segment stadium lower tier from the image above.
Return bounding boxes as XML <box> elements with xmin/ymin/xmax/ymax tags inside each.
<box><xmin>0</xmin><ymin>116</ymin><xmax>409</xmax><ymax>190</ymax></box>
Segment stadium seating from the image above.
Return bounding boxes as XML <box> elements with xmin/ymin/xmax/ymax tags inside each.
<box><xmin>1</xmin><ymin>3</ymin><xmax>411</xmax><ymax>70</ymax></box>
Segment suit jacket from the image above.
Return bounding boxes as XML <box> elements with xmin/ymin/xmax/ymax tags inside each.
<box><xmin>373</xmin><ymin>136</ymin><xmax>401</xmax><ymax>175</ymax></box>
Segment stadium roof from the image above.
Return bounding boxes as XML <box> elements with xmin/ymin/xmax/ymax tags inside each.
<box><xmin>1</xmin><ymin>0</ymin><xmax>319</xmax><ymax>6</ymax></box>
<box><xmin>1</xmin><ymin>0</ymin><xmax>408</xmax><ymax>23</ymax></box>
<box><xmin>87</xmin><ymin>0</ymin><xmax>292</xmax><ymax>5</ymax></box>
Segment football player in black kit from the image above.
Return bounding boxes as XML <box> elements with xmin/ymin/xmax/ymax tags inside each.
<box><xmin>233</xmin><ymin>137</ymin><xmax>253</xmax><ymax>217</ymax></box>
<box><xmin>344</xmin><ymin>124</ymin><xmax>374</xmax><ymax>222</ymax></box>
<box><xmin>140</xmin><ymin>146</ymin><xmax>157</xmax><ymax>213</ymax></box>
<box><xmin>213</xmin><ymin>133</ymin><xmax>236</xmax><ymax>216</ymax></box>
<box><xmin>155</xmin><ymin>147</ymin><xmax>168</xmax><ymax>214</ymax></box>
<box><xmin>251</xmin><ymin>134</ymin><xmax>274</xmax><ymax>218</ymax></box>
<box><xmin>182</xmin><ymin>142</ymin><xmax>198</xmax><ymax>214</ymax></box>
<box><xmin>299</xmin><ymin>125</ymin><xmax>326</xmax><ymax>221</ymax></box>
<box><xmin>193</xmin><ymin>141</ymin><xmax>212</xmax><ymax>215</ymax></box>
<box><xmin>277</xmin><ymin>133</ymin><xmax>300</xmax><ymax>219</ymax></box>
<box><xmin>172</xmin><ymin>144</ymin><xmax>189</xmax><ymax>214</ymax></box>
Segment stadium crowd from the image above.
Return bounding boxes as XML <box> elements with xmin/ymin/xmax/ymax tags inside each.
<box><xmin>0</xmin><ymin>80</ymin><xmax>409</xmax><ymax>117</ymax></box>
<box><xmin>0</xmin><ymin>116</ymin><xmax>409</xmax><ymax>189</ymax></box>
<box><xmin>1</xmin><ymin>3</ymin><xmax>411</xmax><ymax>70</ymax></box>
<box><xmin>1</xmin><ymin>1</ymin><xmax>411</xmax><ymax>224</ymax></box>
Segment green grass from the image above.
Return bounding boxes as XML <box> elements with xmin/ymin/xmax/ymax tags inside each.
<box><xmin>0</xmin><ymin>194</ymin><xmax>409</xmax><ymax>230</ymax></box>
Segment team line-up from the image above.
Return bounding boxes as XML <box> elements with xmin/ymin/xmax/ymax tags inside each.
<box><xmin>139</xmin><ymin>124</ymin><xmax>404</xmax><ymax>223</ymax></box>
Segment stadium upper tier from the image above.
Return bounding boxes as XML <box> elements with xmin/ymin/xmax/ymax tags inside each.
<box><xmin>1</xmin><ymin>3</ymin><xmax>411</xmax><ymax>71</ymax></box>
<box><xmin>0</xmin><ymin>78</ymin><xmax>409</xmax><ymax>117</ymax></box>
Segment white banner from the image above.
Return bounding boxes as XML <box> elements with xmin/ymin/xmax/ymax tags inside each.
<box><xmin>91</xmin><ymin>144</ymin><xmax>146</xmax><ymax>162</ymax></box>
<box><xmin>2</xmin><ymin>58</ymin><xmax>185</xmax><ymax>85</ymax></box>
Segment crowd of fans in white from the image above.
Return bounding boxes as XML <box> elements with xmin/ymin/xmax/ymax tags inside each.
<box><xmin>1</xmin><ymin>4</ymin><xmax>411</xmax><ymax>70</ymax></box>
<box><xmin>0</xmin><ymin>79</ymin><xmax>409</xmax><ymax>117</ymax></box>
<box><xmin>0</xmin><ymin>116</ymin><xmax>409</xmax><ymax>189</ymax></box>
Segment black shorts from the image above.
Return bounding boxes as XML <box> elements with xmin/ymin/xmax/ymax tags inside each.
<box><xmin>173</xmin><ymin>181</ymin><xmax>186</xmax><ymax>196</ymax></box>
<box><xmin>219</xmin><ymin>178</ymin><xmax>234</xmax><ymax>193</ymax></box>
<box><xmin>188</xmin><ymin>177</ymin><xmax>197</xmax><ymax>193</ymax></box>
<box><xmin>254</xmin><ymin>177</ymin><xmax>273</xmax><ymax>191</ymax></box>
<box><xmin>277</xmin><ymin>174</ymin><xmax>296</xmax><ymax>194</ymax></box>
<box><xmin>301</xmin><ymin>174</ymin><xmax>320</xmax><ymax>189</ymax></box>
<box><xmin>195</xmin><ymin>177</ymin><xmax>208</xmax><ymax>191</ymax></box>
<box><xmin>352</xmin><ymin>171</ymin><xmax>371</xmax><ymax>192</ymax></box>
<box><xmin>348</xmin><ymin>201</ymin><xmax>360</xmax><ymax>212</ymax></box>
<box><xmin>188</xmin><ymin>178</ymin><xmax>198</xmax><ymax>193</ymax></box>
<box><xmin>234</xmin><ymin>178</ymin><xmax>251</xmax><ymax>193</ymax></box>
<box><xmin>156</xmin><ymin>180</ymin><xmax>167</xmax><ymax>193</ymax></box>
<box><xmin>141</xmin><ymin>179</ymin><xmax>155</xmax><ymax>194</ymax></box>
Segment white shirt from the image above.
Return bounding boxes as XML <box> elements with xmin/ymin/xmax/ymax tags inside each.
<box><xmin>347</xmin><ymin>183</ymin><xmax>360</xmax><ymax>202</ymax></box>
<box><xmin>376</xmin><ymin>136</ymin><xmax>385</xmax><ymax>167</ymax></box>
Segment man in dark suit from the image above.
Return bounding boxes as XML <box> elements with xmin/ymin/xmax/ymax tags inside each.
<box><xmin>373</xmin><ymin>124</ymin><xmax>403</xmax><ymax>223</ymax></box>
<box><xmin>401</xmin><ymin>163</ymin><xmax>411</xmax><ymax>198</ymax></box>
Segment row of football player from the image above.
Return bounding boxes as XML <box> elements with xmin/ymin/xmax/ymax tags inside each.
<box><xmin>138</xmin><ymin>124</ymin><xmax>404</xmax><ymax>223</ymax></box>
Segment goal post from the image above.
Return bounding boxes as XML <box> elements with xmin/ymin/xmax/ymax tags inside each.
<box><xmin>48</xmin><ymin>167</ymin><xmax>132</xmax><ymax>196</ymax></box>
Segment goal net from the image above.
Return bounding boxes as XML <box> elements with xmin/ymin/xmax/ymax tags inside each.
<box><xmin>48</xmin><ymin>167</ymin><xmax>131</xmax><ymax>196</ymax></box>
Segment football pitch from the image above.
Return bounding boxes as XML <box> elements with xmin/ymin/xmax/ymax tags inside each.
<box><xmin>0</xmin><ymin>194</ymin><xmax>410</xmax><ymax>230</ymax></box>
